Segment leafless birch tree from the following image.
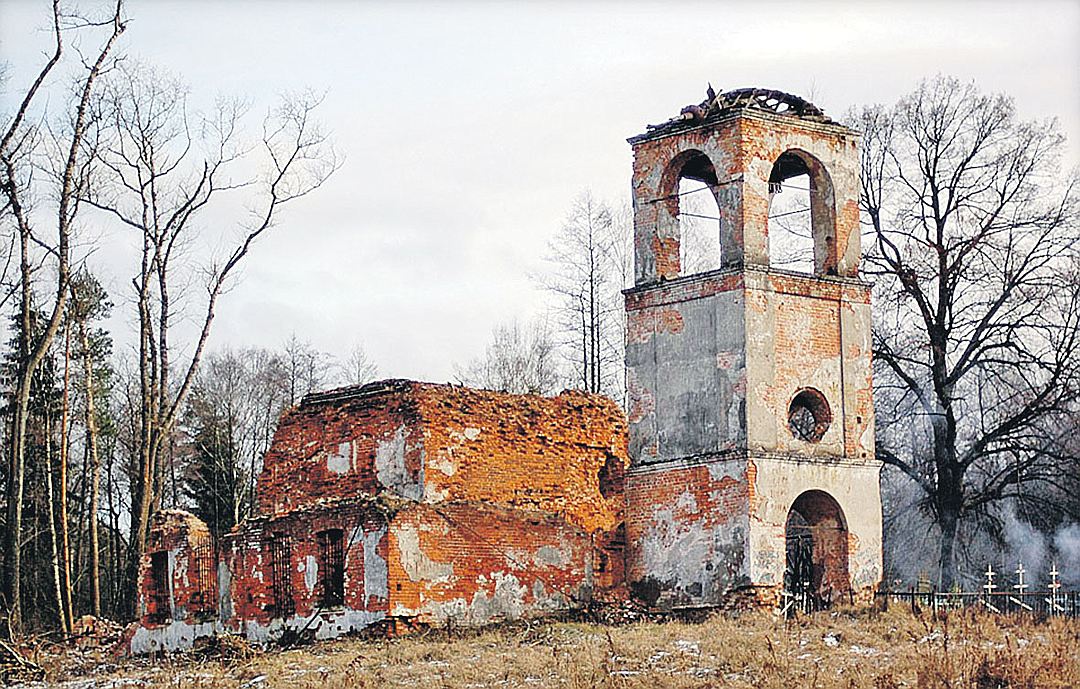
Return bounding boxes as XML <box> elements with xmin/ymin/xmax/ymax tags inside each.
<box><xmin>0</xmin><ymin>0</ymin><xmax>125</xmax><ymax>634</ymax></box>
<box><xmin>80</xmin><ymin>62</ymin><xmax>340</xmax><ymax>612</ymax></box>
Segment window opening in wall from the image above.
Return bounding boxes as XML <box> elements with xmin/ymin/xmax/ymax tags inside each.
<box><xmin>148</xmin><ymin>550</ymin><xmax>171</xmax><ymax>623</ymax></box>
<box><xmin>317</xmin><ymin>528</ymin><xmax>345</xmax><ymax>608</ymax></box>
<box><xmin>768</xmin><ymin>153</ymin><xmax>814</xmax><ymax>273</ymax></box>
<box><xmin>788</xmin><ymin>388</ymin><xmax>832</xmax><ymax>443</ymax></box>
<box><xmin>190</xmin><ymin>539</ymin><xmax>217</xmax><ymax>617</ymax></box>
<box><xmin>269</xmin><ymin>533</ymin><xmax>295</xmax><ymax>617</ymax></box>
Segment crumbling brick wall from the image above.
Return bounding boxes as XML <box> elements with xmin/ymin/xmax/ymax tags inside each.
<box><xmin>257</xmin><ymin>380</ymin><xmax>426</xmax><ymax>515</ymax></box>
<box><xmin>257</xmin><ymin>382</ymin><xmax>628</xmax><ymax>532</ymax></box>
<box><xmin>129</xmin><ymin>510</ymin><xmax>220</xmax><ymax>654</ymax></box>
<box><xmin>129</xmin><ymin>381</ymin><xmax>631</xmax><ymax>654</ymax></box>
<box><xmin>221</xmin><ymin>500</ymin><xmax>391</xmax><ymax>643</ymax></box>
<box><xmin>413</xmin><ymin>385</ymin><xmax>627</xmax><ymax>532</ymax></box>
<box><xmin>625</xmin><ymin>461</ymin><xmax>751</xmax><ymax>608</ymax></box>
<box><xmin>137</xmin><ymin>510</ymin><xmax>216</xmax><ymax>625</ymax></box>
<box><xmin>386</xmin><ymin>501</ymin><xmax>601</xmax><ymax>627</ymax></box>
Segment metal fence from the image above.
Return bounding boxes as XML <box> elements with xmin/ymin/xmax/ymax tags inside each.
<box><xmin>874</xmin><ymin>589</ymin><xmax>1080</xmax><ymax>617</ymax></box>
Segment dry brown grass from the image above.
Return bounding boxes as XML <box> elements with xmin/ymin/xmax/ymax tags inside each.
<box><xmin>31</xmin><ymin>608</ymin><xmax>1080</xmax><ymax>688</ymax></box>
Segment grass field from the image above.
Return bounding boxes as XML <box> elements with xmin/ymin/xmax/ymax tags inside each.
<box><xmin>27</xmin><ymin>607</ymin><xmax>1080</xmax><ymax>688</ymax></box>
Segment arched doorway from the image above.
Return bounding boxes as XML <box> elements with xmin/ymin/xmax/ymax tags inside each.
<box><xmin>785</xmin><ymin>490</ymin><xmax>849</xmax><ymax>612</ymax></box>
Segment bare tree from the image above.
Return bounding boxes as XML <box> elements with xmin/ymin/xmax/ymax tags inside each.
<box><xmin>80</xmin><ymin>62</ymin><xmax>339</xmax><ymax>613</ymax></box>
<box><xmin>856</xmin><ymin>76</ymin><xmax>1080</xmax><ymax>587</ymax></box>
<box><xmin>338</xmin><ymin>343</ymin><xmax>378</xmax><ymax>387</ymax></box>
<box><xmin>454</xmin><ymin>318</ymin><xmax>561</xmax><ymax>395</ymax></box>
<box><xmin>540</xmin><ymin>191</ymin><xmax>623</xmax><ymax>396</ymax></box>
<box><xmin>280</xmin><ymin>334</ymin><xmax>333</xmax><ymax>405</ymax></box>
<box><xmin>0</xmin><ymin>0</ymin><xmax>125</xmax><ymax>633</ymax></box>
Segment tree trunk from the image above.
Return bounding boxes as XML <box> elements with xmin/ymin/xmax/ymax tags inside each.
<box><xmin>938</xmin><ymin>506</ymin><xmax>960</xmax><ymax>590</ymax></box>
<box><xmin>44</xmin><ymin>412</ymin><xmax>68</xmax><ymax>632</ymax></box>
<box><xmin>59</xmin><ymin>325</ymin><xmax>74</xmax><ymax>629</ymax></box>
<box><xmin>80</xmin><ymin>320</ymin><xmax>102</xmax><ymax>617</ymax></box>
<box><xmin>4</xmin><ymin>229</ymin><xmax>35</xmax><ymax>636</ymax></box>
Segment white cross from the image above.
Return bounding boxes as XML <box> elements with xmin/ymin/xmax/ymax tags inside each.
<box><xmin>983</xmin><ymin>564</ymin><xmax>996</xmax><ymax>593</ymax></box>
<box><xmin>1049</xmin><ymin>562</ymin><xmax>1061</xmax><ymax>593</ymax></box>
<box><xmin>1013</xmin><ymin>562</ymin><xmax>1027</xmax><ymax>594</ymax></box>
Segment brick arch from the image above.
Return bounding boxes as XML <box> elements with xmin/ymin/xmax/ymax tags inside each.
<box><xmin>786</xmin><ymin>489</ymin><xmax>850</xmax><ymax>604</ymax></box>
<box><xmin>767</xmin><ymin>148</ymin><xmax>838</xmax><ymax>275</ymax></box>
<box><xmin>642</xmin><ymin>148</ymin><xmax>725</xmax><ymax>279</ymax></box>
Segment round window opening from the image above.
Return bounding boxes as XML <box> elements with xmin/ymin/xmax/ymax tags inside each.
<box><xmin>788</xmin><ymin>389</ymin><xmax>831</xmax><ymax>443</ymax></box>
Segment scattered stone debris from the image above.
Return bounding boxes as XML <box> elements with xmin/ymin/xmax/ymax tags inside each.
<box><xmin>72</xmin><ymin>615</ymin><xmax>124</xmax><ymax>649</ymax></box>
<box><xmin>192</xmin><ymin>633</ymin><xmax>260</xmax><ymax>661</ymax></box>
<box><xmin>0</xmin><ymin>638</ymin><xmax>45</xmax><ymax>685</ymax></box>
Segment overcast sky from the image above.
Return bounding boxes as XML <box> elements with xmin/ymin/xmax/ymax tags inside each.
<box><xmin>2</xmin><ymin>0</ymin><xmax>1078</xmax><ymax>384</ymax></box>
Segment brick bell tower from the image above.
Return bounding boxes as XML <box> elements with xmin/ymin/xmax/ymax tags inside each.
<box><xmin>623</xmin><ymin>88</ymin><xmax>882</xmax><ymax>609</ymax></box>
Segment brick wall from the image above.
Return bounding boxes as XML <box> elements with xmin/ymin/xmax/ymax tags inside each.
<box><xmin>624</xmin><ymin>459</ymin><xmax>750</xmax><ymax>608</ymax></box>
<box><xmin>138</xmin><ymin>510</ymin><xmax>217</xmax><ymax>627</ymax></box>
<box><xmin>222</xmin><ymin>501</ymin><xmax>390</xmax><ymax>633</ymax></box>
<box><xmin>386</xmin><ymin>501</ymin><xmax>607</xmax><ymax>626</ymax></box>
<box><xmin>413</xmin><ymin>385</ymin><xmax>627</xmax><ymax>533</ymax></box>
<box><xmin>257</xmin><ymin>381</ymin><xmax>426</xmax><ymax>515</ymax></box>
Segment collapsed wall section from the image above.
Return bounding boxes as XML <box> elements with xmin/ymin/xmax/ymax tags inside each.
<box><xmin>129</xmin><ymin>510</ymin><xmax>221</xmax><ymax>654</ymax></box>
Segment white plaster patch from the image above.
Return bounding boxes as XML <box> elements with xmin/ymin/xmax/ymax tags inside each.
<box><xmin>376</xmin><ymin>425</ymin><xmax>421</xmax><ymax>499</ymax></box>
<box><xmin>326</xmin><ymin>441</ymin><xmax>353</xmax><ymax>474</ymax></box>
<box><xmin>394</xmin><ymin>523</ymin><xmax>454</xmax><ymax>583</ymax></box>
<box><xmin>303</xmin><ymin>555</ymin><xmax>318</xmax><ymax>594</ymax></box>
<box><xmin>363</xmin><ymin>524</ymin><xmax>389</xmax><ymax>606</ymax></box>
<box><xmin>675</xmin><ymin>490</ymin><xmax>699</xmax><ymax>515</ymax></box>
<box><xmin>463</xmin><ymin>571</ymin><xmax>528</xmax><ymax>624</ymax></box>
<box><xmin>170</xmin><ymin>548</ymin><xmax>184</xmax><ymax>589</ymax></box>
<box><xmin>130</xmin><ymin>619</ymin><xmax>222</xmax><ymax>655</ymax></box>
<box><xmin>534</xmin><ymin>545</ymin><xmax>570</xmax><ymax>568</ymax></box>
<box><xmin>218</xmin><ymin>560</ymin><xmax>233</xmax><ymax>621</ymax></box>
<box><xmin>428</xmin><ymin>454</ymin><xmax>457</xmax><ymax>477</ymax></box>
<box><xmin>424</xmin><ymin>481</ymin><xmax>450</xmax><ymax>502</ymax></box>
<box><xmin>463</xmin><ymin>427</ymin><xmax>481</xmax><ymax>440</ymax></box>
<box><xmin>706</xmin><ymin>460</ymin><xmax>742</xmax><ymax>483</ymax></box>
<box><xmin>241</xmin><ymin>608</ymin><xmax>386</xmax><ymax>646</ymax></box>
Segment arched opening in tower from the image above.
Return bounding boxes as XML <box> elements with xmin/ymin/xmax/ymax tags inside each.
<box><xmin>666</xmin><ymin>150</ymin><xmax>722</xmax><ymax>274</ymax></box>
<box><xmin>767</xmin><ymin>152</ymin><xmax>815</xmax><ymax>273</ymax></box>
<box><xmin>767</xmin><ymin>148</ymin><xmax>841</xmax><ymax>275</ymax></box>
<box><xmin>785</xmin><ymin>490</ymin><xmax>850</xmax><ymax>610</ymax></box>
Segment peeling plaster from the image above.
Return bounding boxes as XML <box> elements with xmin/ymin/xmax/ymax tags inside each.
<box><xmin>363</xmin><ymin>524</ymin><xmax>389</xmax><ymax>606</ymax></box>
<box><xmin>302</xmin><ymin>555</ymin><xmax>318</xmax><ymax>594</ymax></box>
<box><xmin>376</xmin><ymin>425</ymin><xmax>422</xmax><ymax>499</ymax></box>
<box><xmin>326</xmin><ymin>441</ymin><xmax>353</xmax><ymax>474</ymax></box>
<box><xmin>218</xmin><ymin>560</ymin><xmax>233</xmax><ymax>622</ymax></box>
<box><xmin>130</xmin><ymin>619</ymin><xmax>222</xmax><ymax>655</ymax></box>
<box><xmin>395</xmin><ymin>523</ymin><xmax>454</xmax><ymax>583</ymax></box>
<box><xmin>534</xmin><ymin>545</ymin><xmax>570</xmax><ymax>567</ymax></box>
<box><xmin>242</xmin><ymin>608</ymin><xmax>387</xmax><ymax>645</ymax></box>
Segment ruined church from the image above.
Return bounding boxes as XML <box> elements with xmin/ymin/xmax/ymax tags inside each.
<box><xmin>128</xmin><ymin>88</ymin><xmax>882</xmax><ymax>654</ymax></box>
